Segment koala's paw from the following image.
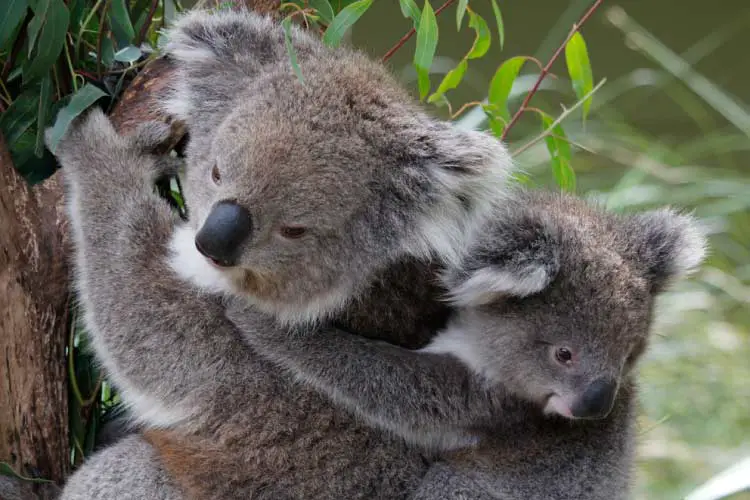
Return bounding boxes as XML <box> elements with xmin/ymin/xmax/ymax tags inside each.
<box><xmin>46</xmin><ymin>107</ymin><xmax>119</xmax><ymax>162</ymax></box>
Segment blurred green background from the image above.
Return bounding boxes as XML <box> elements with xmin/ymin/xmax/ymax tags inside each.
<box><xmin>349</xmin><ymin>1</ymin><xmax>750</xmax><ymax>498</ymax></box>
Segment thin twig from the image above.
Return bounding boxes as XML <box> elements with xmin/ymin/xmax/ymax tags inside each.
<box><xmin>511</xmin><ymin>78</ymin><xmax>606</xmax><ymax>157</ymax></box>
<box><xmin>96</xmin><ymin>0</ymin><xmax>111</xmax><ymax>79</ymax></box>
<box><xmin>382</xmin><ymin>0</ymin><xmax>457</xmax><ymax>63</ymax></box>
<box><xmin>501</xmin><ymin>0</ymin><xmax>604</xmax><ymax>141</ymax></box>
<box><xmin>136</xmin><ymin>0</ymin><xmax>160</xmax><ymax>46</ymax></box>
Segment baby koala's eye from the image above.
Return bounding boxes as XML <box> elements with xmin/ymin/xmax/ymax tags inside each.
<box><xmin>554</xmin><ymin>347</ymin><xmax>573</xmax><ymax>365</ymax></box>
<box><xmin>211</xmin><ymin>164</ymin><xmax>221</xmax><ymax>184</ymax></box>
<box><xmin>280</xmin><ymin>226</ymin><xmax>307</xmax><ymax>239</ymax></box>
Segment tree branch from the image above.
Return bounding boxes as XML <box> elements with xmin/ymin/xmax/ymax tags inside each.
<box><xmin>500</xmin><ymin>0</ymin><xmax>604</xmax><ymax>141</ymax></box>
<box><xmin>382</xmin><ymin>0</ymin><xmax>457</xmax><ymax>63</ymax></box>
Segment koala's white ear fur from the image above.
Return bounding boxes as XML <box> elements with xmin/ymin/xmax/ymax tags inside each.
<box><xmin>628</xmin><ymin>208</ymin><xmax>708</xmax><ymax>290</ymax></box>
<box><xmin>444</xmin><ymin>263</ymin><xmax>555</xmax><ymax>307</ymax></box>
<box><xmin>411</xmin><ymin>129</ymin><xmax>515</xmax><ymax>267</ymax></box>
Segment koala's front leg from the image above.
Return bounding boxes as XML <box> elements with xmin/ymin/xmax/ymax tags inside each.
<box><xmin>226</xmin><ymin>299</ymin><xmax>502</xmax><ymax>451</ymax></box>
<box><xmin>48</xmin><ymin>109</ymin><xmax>259</xmax><ymax>429</ymax></box>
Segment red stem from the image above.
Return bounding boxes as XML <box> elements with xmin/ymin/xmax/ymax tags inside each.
<box><xmin>382</xmin><ymin>0</ymin><xmax>457</xmax><ymax>63</ymax></box>
<box><xmin>500</xmin><ymin>0</ymin><xmax>604</xmax><ymax>141</ymax></box>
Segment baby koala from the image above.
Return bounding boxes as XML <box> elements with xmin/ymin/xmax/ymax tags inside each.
<box><xmin>228</xmin><ymin>189</ymin><xmax>706</xmax><ymax>496</ymax></box>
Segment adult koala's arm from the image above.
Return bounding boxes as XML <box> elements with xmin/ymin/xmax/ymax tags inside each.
<box><xmin>47</xmin><ymin>109</ymin><xmax>259</xmax><ymax>429</ymax></box>
<box><xmin>226</xmin><ymin>299</ymin><xmax>502</xmax><ymax>451</ymax></box>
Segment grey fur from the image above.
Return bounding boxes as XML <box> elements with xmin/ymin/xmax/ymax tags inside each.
<box><xmin>228</xmin><ymin>189</ymin><xmax>707</xmax><ymax>499</ymax></box>
<box><xmin>49</xmin><ymin>8</ymin><xmax>515</xmax><ymax>499</ymax></box>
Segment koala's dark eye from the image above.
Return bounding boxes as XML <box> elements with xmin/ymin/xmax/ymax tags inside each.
<box><xmin>211</xmin><ymin>164</ymin><xmax>221</xmax><ymax>184</ymax></box>
<box><xmin>555</xmin><ymin>347</ymin><xmax>573</xmax><ymax>365</ymax></box>
<box><xmin>280</xmin><ymin>226</ymin><xmax>307</xmax><ymax>239</ymax></box>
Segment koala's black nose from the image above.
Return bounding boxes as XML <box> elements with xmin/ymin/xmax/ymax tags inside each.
<box><xmin>195</xmin><ymin>201</ymin><xmax>253</xmax><ymax>267</ymax></box>
<box><xmin>571</xmin><ymin>378</ymin><xmax>617</xmax><ymax>420</ymax></box>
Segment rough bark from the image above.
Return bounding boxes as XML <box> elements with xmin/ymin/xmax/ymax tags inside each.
<box><xmin>0</xmin><ymin>135</ymin><xmax>70</xmax><ymax>495</ymax></box>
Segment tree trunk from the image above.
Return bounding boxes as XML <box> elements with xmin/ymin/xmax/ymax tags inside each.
<box><xmin>0</xmin><ymin>135</ymin><xmax>69</xmax><ymax>498</ymax></box>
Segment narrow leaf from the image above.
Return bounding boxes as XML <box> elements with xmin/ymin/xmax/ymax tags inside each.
<box><xmin>34</xmin><ymin>75</ymin><xmax>53</xmax><ymax>157</ymax></box>
<box><xmin>427</xmin><ymin>59</ymin><xmax>467</xmax><ymax>103</ymax></box>
<box><xmin>311</xmin><ymin>0</ymin><xmax>335</xmax><ymax>24</ymax></box>
<box><xmin>564</xmin><ymin>31</ymin><xmax>594</xmax><ymax>122</ymax></box>
<box><xmin>322</xmin><ymin>0</ymin><xmax>373</xmax><ymax>48</ymax></box>
<box><xmin>481</xmin><ymin>103</ymin><xmax>506</xmax><ymax>138</ymax></box>
<box><xmin>466</xmin><ymin>10</ymin><xmax>490</xmax><ymax>59</ymax></box>
<box><xmin>455</xmin><ymin>0</ymin><xmax>467</xmax><ymax>30</ymax></box>
<box><xmin>108</xmin><ymin>0</ymin><xmax>135</xmax><ymax>44</ymax></box>
<box><xmin>399</xmin><ymin>0</ymin><xmax>421</xmax><ymax>29</ymax></box>
<box><xmin>0</xmin><ymin>0</ymin><xmax>28</xmax><ymax>49</ymax></box>
<box><xmin>488</xmin><ymin>56</ymin><xmax>529</xmax><ymax>121</ymax></box>
<box><xmin>490</xmin><ymin>0</ymin><xmax>504</xmax><ymax>50</ymax></box>
<box><xmin>281</xmin><ymin>17</ymin><xmax>305</xmax><ymax>84</ymax></box>
<box><xmin>413</xmin><ymin>0</ymin><xmax>438</xmax><ymax>100</ymax></box>
<box><xmin>23</xmin><ymin>0</ymin><xmax>69</xmax><ymax>83</ymax></box>
<box><xmin>46</xmin><ymin>84</ymin><xmax>107</xmax><ymax>154</ymax></box>
<box><xmin>540</xmin><ymin>113</ymin><xmax>575</xmax><ymax>191</ymax></box>
<box><xmin>0</xmin><ymin>88</ymin><xmax>39</xmax><ymax>146</ymax></box>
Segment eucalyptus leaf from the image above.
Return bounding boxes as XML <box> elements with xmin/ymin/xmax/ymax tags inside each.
<box><xmin>0</xmin><ymin>0</ymin><xmax>28</xmax><ymax>49</ymax></box>
<box><xmin>490</xmin><ymin>0</ymin><xmax>504</xmax><ymax>50</ymax></box>
<box><xmin>467</xmin><ymin>10</ymin><xmax>490</xmax><ymax>59</ymax></box>
<box><xmin>564</xmin><ymin>31</ymin><xmax>594</xmax><ymax>122</ymax></box>
<box><xmin>488</xmin><ymin>56</ymin><xmax>529</xmax><ymax>121</ymax></box>
<box><xmin>455</xmin><ymin>0</ymin><xmax>467</xmax><ymax>30</ymax></box>
<box><xmin>34</xmin><ymin>75</ymin><xmax>53</xmax><ymax>157</ymax></box>
<box><xmin>108</xmin><ymin>0</ymin><xmax>135</xmax><ymax>44</ymax></box>
<box><xmin>428</xmin><ymin>59</ymin><xmax>467</xmax><ymax>103</ymax></box>
<box><xmin>46</xmin><ymin>84</ymin><xmax>107</xmax><ymax>154</ymax></box>
<box><xmin>281</xmin><ymin>17</ymin><xmax>305</xmax><ymax>84</ymax></box>
<box><xmin>113</xmin><ymin>45</ymin><xmax>141</xmax><ymax>63</ymax></box>
<box><xmin>541</xmin><ymin>113</ymin><xmax>575</xmax><ymax>191</ymax></box>
<box><xmin>399</xmin><ymin>0</ymin><xmax>421</xmax><ymax>30</ymax></box>
<box><xmin>23</xmin><ymin>0</ymin><xmax>69</xmax><ymax>84</ymax></box>
<box><xmin>310</xmin><ymin>0</ymin><xmax>335</xmax><ymax>24</ymax></box>
<box><xmin>413</xmin><ymin>0</ymin><xmax>438</xmax><ymax>100</ymax></box>
<box><xmin>322</xmin><ymin>0</ymin><xmax>373</xmax><ymax>48</ymax></box>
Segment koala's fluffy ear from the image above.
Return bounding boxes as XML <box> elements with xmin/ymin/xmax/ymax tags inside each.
<box><xmin>406</xmin><ymin>125</ymin><xmax>515</xmax><ymax>266</ymax></box>
<box><xmin>441</xmin><ymin>218</ymin><xmax>560</xmax><ymax>307</ymax></box>
<box><xmin>161</xmin><ymin>9</ymin><xmax>297</xmax><ymax>125</ymax></box>
<box><xmin>621</xmin><ymin>208</ymin><xmax>708</xmax><ymax>292</ymax></box>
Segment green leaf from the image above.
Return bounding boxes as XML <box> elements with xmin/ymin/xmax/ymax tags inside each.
<box><xmin>413</xmin><ymin>0</ymin><xmax>438</xmax><ymax>100</ymax></box>
<box><xmin>108</xmin><ymin>0</ymin><xmax>135</xmax><ymax>44</ymax></box>
<box><xmin>23</xmin><ymin>0</ymin><xmax>69</xmax><ymax>84</ymax></box>
<box><xmin>322</xmin><ymin>0</ymin><xmax>373</xmax><ymax>48</ymax></box>
<box><xmin>466</xmin><ymin>10</ymin><xmax>490</xmax><ymax>59</ymax></box>
<box><xmin>113</xmin><ymin>45</ymin><xmax>141</xmax><ymax>63</ymax></box>
<box><xmin>310</xmin><ymin>0</ymin><xmax>335</xmax><ymax>24</ymax></box>
<box><xmin>481</xmin><ymin>103</ymin><xmax>506</xmax><ymax>138</ymax></box>
<box><xmin>427</xmin><ymin>59</ymin><xmax>467</xmax><ymax>103</ymax></box>
<box><xmin>0</xmin><ymin>462</ymin><xmax>54</xmax><ymax>484</ymax></box>
<box><xmin>0</xmin><ymin>88</ymin><xmax>39</xmax><ymax>145</ymax></box>
<box><xmin>34</xmin><ymin>74</ymin><xmax>53</xmax><ymax>157</ymax></box>
<box><xmin>490</xmin><ymin>0</ymin><xmax>504</xmax><ymax>50</ymax></box>
<box><xmin>488</xmin><ymin>56</ymin><xmax>529</xmax><ymax>122</ymax></box>
<box><xmin>455</xmin><ymin>0</ymin><xmax>467</xmax><ymax>30</ymax></box>
<box><xmin>281</xmin><ymin>17</ymin><xmax>305</xmax><ymax>84</ymax></box>
<box><xmin>46</xmin><ymin>84</ymin><xmax>107</xmax><ymax>155</ymax></box>
<box><xmin>399</xmin><ymin>0</ymin><xmax>420</xmax><ymax>30</ymax></box>
<box><xmin>0</xmin><ymin>0</ymin><xmax>28</xmax><ymax>49</ymax></box>
<box><xmin>564</xmin><ymin>31</ymin><xmax>594</xmax><ymax>122</ymax></box>
<box><xmin>540</xmin><ymin>113</ymin><xmax>575</xmax><ymax>192</ymax></box>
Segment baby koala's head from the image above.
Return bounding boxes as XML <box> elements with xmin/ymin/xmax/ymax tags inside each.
<box><xmin>162</xmin><ymin>10</ymin><xmax>512</xmax><ymax>325</ymax></box>
<box><xmin>427</xmin><ymin>190</ymin><xmax>707</xmax><ymax>420</ymax></box>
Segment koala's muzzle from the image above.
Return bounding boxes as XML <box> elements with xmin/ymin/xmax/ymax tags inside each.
<box><xmin>195</xmin><ymin>201</ymin><xmax>253</xmax><ymax>267</ymax></box>
<box><xmin>571</xmin><ymin>378</ymin><xmax>617</xmax><ymax>420</ymax></box>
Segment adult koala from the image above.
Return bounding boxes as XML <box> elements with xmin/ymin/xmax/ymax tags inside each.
<box><xmin>51</xmin><ymin>8</ymin><xmax>514</xmax><ymax>500</ymax></box>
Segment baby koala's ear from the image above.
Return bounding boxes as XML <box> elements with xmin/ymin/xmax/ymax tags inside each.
<box><xmin>441</xmin><ymin>218</ymin><xmax>560</xmax><ymax>307</ymax></box>
<box><xmin>619</xmin><ymin>208</ymin><xmax>708</xmax><ymax>293</ymax></box>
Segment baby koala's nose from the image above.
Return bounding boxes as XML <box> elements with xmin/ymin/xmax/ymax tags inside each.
<box><xmin>195</xmin><ymin>201</ymin><xmax>253</xmax><ymax>267</ymax></box>
<box><xmin>571</xmin><ymin>378</ymin><xmax>617</xmax><ymax>420</ymax></box>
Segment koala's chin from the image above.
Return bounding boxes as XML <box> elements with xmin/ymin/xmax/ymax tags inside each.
<box><xmin>167</xmin><ymin>225</ymin><xmax>353</xmax><ymax>325</ymax></box>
